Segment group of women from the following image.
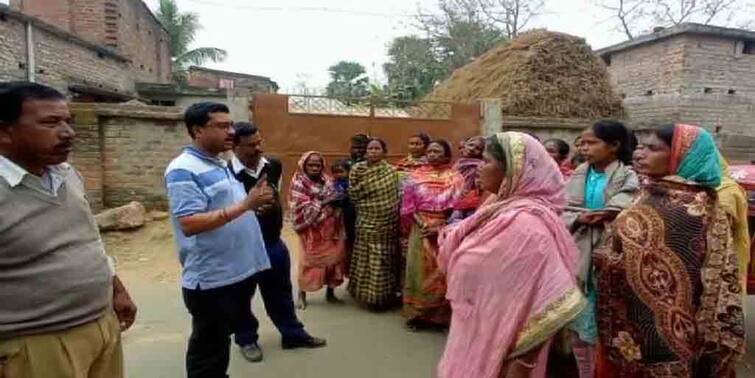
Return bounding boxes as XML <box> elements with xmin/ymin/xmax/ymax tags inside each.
<box><xmin>285</xmin><ymin>122</ymin><xmax>749</xmax><ymax>378</ymax></box>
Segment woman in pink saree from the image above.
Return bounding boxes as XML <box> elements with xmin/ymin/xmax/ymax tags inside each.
<box><xmin>289</xmin><ymin>151</ymin><xmax>348</xmax><ymax>309</ymax></box>
<box><xmin>438</xmin><ymin>132</ymin><xmax>587</xmax><ymax>378</ymax></box>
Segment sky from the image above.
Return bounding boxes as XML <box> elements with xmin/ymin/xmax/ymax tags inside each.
<box><xmin>147</xmin><ymin>0</ymin><xmax>631</xmax><ymax>92</ymax></box>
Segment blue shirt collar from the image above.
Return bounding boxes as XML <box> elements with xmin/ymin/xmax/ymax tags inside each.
<box><xmin>184</xmin><ymin>145</ymin><xmax>228</xmax><ymax>168</ymax></box>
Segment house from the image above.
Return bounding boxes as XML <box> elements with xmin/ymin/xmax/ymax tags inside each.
<box><xmin>187</xmin><ymin>66</ymin><xmax>278</xmax><ymax>94</ymax></box>
<box><xmin>8</xmin><ymin>0</ymin><xmax>171</xmax><ymax>86</ymax></box>
<box><xmin>1</xmin><ymin>0</ymin><xmax>171</xmax><ymax>101</ymax></box>
<box><xmin>598</xmin><ymin>23</ymin><xmax>755</xmax><ymax>161</ymax></box>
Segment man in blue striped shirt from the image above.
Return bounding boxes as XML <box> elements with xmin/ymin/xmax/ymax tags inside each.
<box><xmin>165</xmin><ymin>102</ymin><xmax>274</xmax><ymax>378</ymax></box>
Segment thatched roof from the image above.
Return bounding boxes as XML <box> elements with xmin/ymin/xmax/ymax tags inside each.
<box><xmin>424</xmin><ymin>30</ymin><xmax>624</xmax><ymax>119</ymax></box>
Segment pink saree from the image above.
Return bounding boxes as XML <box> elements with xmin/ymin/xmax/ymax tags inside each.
<box><xmin>437</xmin><ymin>133</ymin><xmax>587</xmax><ymax>378</ymax></box>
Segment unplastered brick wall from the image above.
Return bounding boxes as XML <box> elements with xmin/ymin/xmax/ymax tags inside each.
<box><xmin>605</xmin><ymin>36</ymin><xmax>687</xmax><ymax>98</ymax></box>
<box><xmin>114</xmin><ymin>0</ymin><xmax>171</xmax><ymax>83</ymax></box>
<box><xmin>0</xmin><ymin>9</ymin><xmax>134</xmax><ymax>95</ymax></box>
<box><xmin>69</xmin><ymin>103</ymin><xmax>188</xmax><ymax>211</ymax></box>
<box><xmin>606</xmin><ymin>34</ymin><xmax>755</xmax><ymax>137</ymax></box>
<box><xmin>0</xmin><ymin>14</ymin><xmax>27</xmax><ymax>82</ymax></box>
<box><xmin>8</xmin><ymin>0</ymin><xmax>171</xmax><ymax>84</ymax></box>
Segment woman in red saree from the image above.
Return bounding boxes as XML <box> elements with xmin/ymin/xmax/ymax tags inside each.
<box><xmin>289</xmin><ymin>151</ymin><xmax>347</xmax><ymax>309</ymax></box>
<box><xmin>595</xmin><ymin>124</ymin><xmax>745</xmax><ymax>377</ymax></box>
<box><xmin>401</xmin><ymin>140</ymin><xmax>463</xmax><ymax>329</ymax></box>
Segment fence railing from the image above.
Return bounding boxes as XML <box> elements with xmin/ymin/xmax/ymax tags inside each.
<box><xmin>287</xmin><ymin>95</ymin><xmax>453</xmax><ymax>120</ymax></box>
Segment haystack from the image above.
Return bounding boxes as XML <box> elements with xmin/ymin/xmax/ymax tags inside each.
<box><xmin>424</xmin><ymin>30</ymin><xmax>624</xmax><ymax>119</ymax></box>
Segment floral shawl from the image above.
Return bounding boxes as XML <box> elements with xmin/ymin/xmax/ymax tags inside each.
<box><xmin>595</xmin><ymin>124</ymin><xmax>745</xmax><ymax>377</ymax></box>
<box><xmin>437</xmin><ymin>132</ymin><xmax>586</xmax><ymax>378</ymax></box>
<box><xmin>401</xmin><ymin>164</ymin><xmax>464</xmax><ymax>217</ymax></box>
<box><xmin>451</xmin><ymin>158</ymin><xmax>484</xmax><ymax>211</ymax></box>
<box><xmin>289</xmin><ymin>151</ymin><xmax>338</xmax><ymax>232</ymax></box>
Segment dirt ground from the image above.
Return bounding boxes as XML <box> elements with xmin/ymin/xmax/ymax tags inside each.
<box><xmin>103</xmin><ymin>219</ymin><xmax>755</xmax><ymax>378</ymax></box>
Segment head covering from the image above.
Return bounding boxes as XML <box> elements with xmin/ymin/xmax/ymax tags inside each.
<box><xmin>668</xmin><ymin>124</ymin><xmax>722</xmax><ymax>187</ymax></box>
<box><xmin>440</xmin><ymin>132</ymin><xmax>573</xmax><ymax>273</ymax></box>
<box><xmin>487</xmin><ymin>132</ymin><xmax>566</xmax><ymax>210</ymax></box>
<box><xmin>289</xmin><ymin>151</ymin><xmax>337</xmax><ymax>231</ymax></box>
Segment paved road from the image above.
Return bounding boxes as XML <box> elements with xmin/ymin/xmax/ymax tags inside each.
<box><xmin>109</xmin><ymin>221</ymin><xmax>755</xmax><ymax>377</ymax></box>
<box><xmin>120</xmin><ymin>279</ymin><xmax>755</xmax><ymax>378</ymax></box>
<box><xmin>121</xmin><ymin>282</ymin><xmax>446</xmax><ymax>378</ymax></box>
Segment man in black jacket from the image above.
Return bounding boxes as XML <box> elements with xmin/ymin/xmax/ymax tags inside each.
<box><xmin>229</xmin><ymin>122</ymin><xmax>325</xmax><ymax>363</ymax></box>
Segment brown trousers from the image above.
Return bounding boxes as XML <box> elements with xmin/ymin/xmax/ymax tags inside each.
<box><xmin>0</xmin><ymin>311</ymin><xmax>123</xmax><ymax>378</ymax></box>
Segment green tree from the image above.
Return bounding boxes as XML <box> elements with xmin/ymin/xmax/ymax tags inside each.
<box><xmin>383</xmin><ymin>36</ymin><xmax>444</xmax><ymax>101</ymax></box>
<box><xmin>155</xmin><ymin>0</ymin><xmax>227</xmax><ymax>82</ymax></box>
<box><xmin>325</xmin><ymin>61</ymin><xmax>370</xmax><ymax>99</ymax></box>
<box><xmin>417</xmin><ymin>0</ymin><xmax>507</xmax><ymax>76</ymax></box>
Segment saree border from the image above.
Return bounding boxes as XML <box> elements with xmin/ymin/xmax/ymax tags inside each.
<box><xmin>508</xmin><ymin>287</ymin><xmax>587</xmax><ymax>359</ymax></box>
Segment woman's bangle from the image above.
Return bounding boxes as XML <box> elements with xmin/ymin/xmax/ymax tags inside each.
<box><xmin>220</xmin><ymin>208</ymin><xmax>230</xmax><ymax>223</ymax></box>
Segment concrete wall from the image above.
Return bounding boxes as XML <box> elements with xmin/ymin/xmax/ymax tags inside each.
<box><xmin>605</xmin><ymin>34</ymin><xmax>755</xmax><ymax>137</ymax></box>
<box><xmin>0</xmin><ymin>9</ymin><xmax>134</xmax><ymax>94</ymax></box>
<box><xmin>69</xmin><ymin>103</ymin><xmax>187</xmax><ymax>211</ymax></box>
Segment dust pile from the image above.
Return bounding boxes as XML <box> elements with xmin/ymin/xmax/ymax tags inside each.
<box><xmin>424</xmin><ymin>30</ymin><xmax>624</xmax><ymax>119</ymax></box>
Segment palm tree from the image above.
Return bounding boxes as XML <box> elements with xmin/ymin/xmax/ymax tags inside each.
<box><xmin>155</xmin><ymin>0</ymin><xmax>227</xmax><ymax>83</ymax></box>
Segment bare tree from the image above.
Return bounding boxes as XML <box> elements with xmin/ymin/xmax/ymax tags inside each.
<box><xmin>476</xmin><ymin>0</ymin><xmax>546</xmax><ymax>38</ymax></box>
<box><xmin>598</xmin><ymin>0</ymin><xmax>754</xmax><ymax>39</ymax></box>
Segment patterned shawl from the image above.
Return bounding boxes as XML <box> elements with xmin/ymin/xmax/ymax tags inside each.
<box><xmin>437</xmin><ymin>132</ymin><xmax>585</xmax><ymax>378</ymax></box>
<box><xmin>289</xmin><ymin>151</ymin><xmax>338</xmax><ymax>231</ymax></box>
<box><xmin>451</xmin><ymin>158</ymin><xmax>484</xmax><ymax>210</ymax></box>
<box><xmin>401</xmin><ymin>164</ymin><xmax>464</xmax><ymax>217</ymax></box>
<box><xmin>595</xmin><ymin>125</ymin><xmax>744</xmax><ymax>376</ymax></box>
<box><xmin>669</xmin><ymin>124</ymin><xmax>721</xmax><ymax>188</ymax></box>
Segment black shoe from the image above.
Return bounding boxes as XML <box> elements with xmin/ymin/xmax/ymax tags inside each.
<box><xmin>281</xmin><ymin>336</ymin><xmax>327</xmax><ymax>350</ymax></box>
<box><xmin>239</xmin><ymin>343</ymin><xmax>263</xmax><ymax>363</ymax></box>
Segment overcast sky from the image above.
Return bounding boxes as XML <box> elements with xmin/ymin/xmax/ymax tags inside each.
<box><xmin>143</xmin><ymin>0</ymin><xmax>631</xmax><ymax>92</ymax></box>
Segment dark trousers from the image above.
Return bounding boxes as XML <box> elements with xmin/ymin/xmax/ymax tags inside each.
<box><xmin>234</xmin><ymin>239</ymin><xmax>309</xmax><ymax>346</ymax></box>
<box><xmin>183</xmin><ymin>276</ymin><xmax>255</xmax><ymax>378</ymax></box>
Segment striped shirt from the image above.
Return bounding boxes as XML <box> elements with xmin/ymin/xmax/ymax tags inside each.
<box><xmin>165</xmin><ymin>146</ymin><xmax>270</xmax><ymax>290</ymax></box>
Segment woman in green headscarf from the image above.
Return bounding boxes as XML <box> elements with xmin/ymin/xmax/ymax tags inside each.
<box><xmin>595</xmin><ymin>124</ymin><xmax>745</xmax><ymax>377</ymax></box>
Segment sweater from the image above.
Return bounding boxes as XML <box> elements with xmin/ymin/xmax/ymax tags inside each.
<box><xmin>0</xmin><ymin>163</ymin><xmax>112</xmax><ymax>338</ymax></box>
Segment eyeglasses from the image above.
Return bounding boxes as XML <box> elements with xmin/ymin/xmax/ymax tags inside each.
<box><xmin>208</xmin><ymin>122</ymin><xmax>234</xmax><ymax>130</ymax></box>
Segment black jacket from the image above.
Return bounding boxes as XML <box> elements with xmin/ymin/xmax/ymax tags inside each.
<box><xmin>230</xmin><ymin>157</ymin><xmax>283</xmax><ymax>246</ymax></box>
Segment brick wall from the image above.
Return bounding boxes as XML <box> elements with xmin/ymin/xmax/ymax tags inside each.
<box><xmin>115</xmin><ymin>0</ymin><xmax>171</xmax><ymax>83</ymax></box>
<box><xmin>0</xmin><ymin>10</ymin><xmax>134</xmax><ymax>94</ymax></box>
<box><xmin>0</xmin><ymin>11</ymin><xmax>27</xmax><ymax>82</ymax></box>
<box><xmin>606</xmin><ymin>34</ymin><xmax>755</xmax><ymax>137</ymax></box>
<box><xmin>8</xmin><ymin>0</ymin><xmax>171</xmax><ymax>84</ymax></box>
<box><xmin>69</xmin><ymin>103</ymin><xmax>187</xmax><ymax>211</ymax></box>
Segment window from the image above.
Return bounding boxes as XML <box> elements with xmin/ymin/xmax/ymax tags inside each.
<box><xmin>744</xmin><ymin>41</ymin><xmax>755</xmax><ymax>55</ymax></box>
<box><xmin>644</xmin><ymin>90</ymin><xmax>654</xmax><ymax>96</ymax></box>
<box><xmin>602</xmin><ymin>55</ymin><xmax>612</xmax><ymax>66</ymax></box>
<box><xmin>728</xmin><ymin>89</ymin><xmax>736</xmax><ymax>95</ymax></box>
<box><xmin>703</xmin><ymin>87</ymin><xmax>713</xmax><ymax>94</ymax></box>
